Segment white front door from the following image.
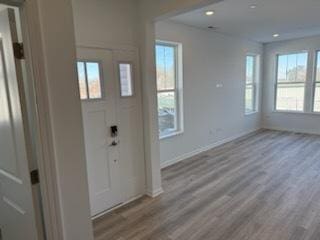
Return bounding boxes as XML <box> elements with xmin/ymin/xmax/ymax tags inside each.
<box><xmin>78</xmin><ymin>47</ymin><xmax>145</xmax><ymax>217</ymax></box>
<box><xmin>78</xmin><ymin>48</ymin><xmax>122</xmax><ymax>216</ymax></box>
<box><xmin>0</xmin><ymin>8</ymin><xmax>39</xmax><ymax>240</ymax></box>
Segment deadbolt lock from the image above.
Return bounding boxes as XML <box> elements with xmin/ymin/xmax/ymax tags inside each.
<box><xmin>110</xmin><ymin>125</ymin><xmax>118</xmax><ymax>137</ymax></box>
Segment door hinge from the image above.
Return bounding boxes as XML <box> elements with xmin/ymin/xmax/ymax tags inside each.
<box><xmin>30</xmin><ymin>169</ymin><xmax>40</xmax><ymax>185</ymax></box>
<box><xmin>13</xmin><ymin>42</ymin><xmax>25</xmax><ymax>60</ymax></box>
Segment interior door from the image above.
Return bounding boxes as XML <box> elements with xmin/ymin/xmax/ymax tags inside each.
<box><xmin>78</xmin><ymin>48</ymin><xmax>123</xmax><ymax>216</ymax></box>
<box><xmin>0</xmin><ymin>8</ymin><xmax>39</xmax><ymax>240</ymax></box>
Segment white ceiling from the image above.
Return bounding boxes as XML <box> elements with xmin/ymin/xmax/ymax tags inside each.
<box><xmin>171</xmin><ymin>0</ymin><xmax>320</xmax><ymax>43</ymax></box>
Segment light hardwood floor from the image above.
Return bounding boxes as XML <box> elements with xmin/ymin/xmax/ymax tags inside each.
<box><xmin>93</xmin><ymin>130</ymin><xmax>320</xmax><ymax>240</ymax></box>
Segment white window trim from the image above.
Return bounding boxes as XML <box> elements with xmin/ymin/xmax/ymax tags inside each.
<box><xmin>273</xmin><ymin>51</ymin><xmax>309</xmax><ymax>113</ymax></box>
<box><xmin>245</xmin><ymin>53</ymin><xmax>260</xmax><ymax>115</ymax></box>
<box><xmin>156</xmin><ymin>40</ymin><xmax>184</xmax><ymax>140</ymax></box>
<box><xmin>271</xmin><ymin>110</ymin><xmax>320</xmax><ymax>116</ymax></box>
<box><xmin>159</xmin><ymin>130</ymin><xmax>184</xmax><ymax>140</ymax></box>
<box><xmin>312</xmin><ymin>50</ymin><xmax>320</xmax><ymax>113</ymax></box>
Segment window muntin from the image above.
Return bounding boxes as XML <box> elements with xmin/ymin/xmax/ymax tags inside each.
<box><xmin>156</xmin><ymin>42</ymin><xmax>182</xmax><ymax>138</ymax></box>
<box><xmin>313</xmin><ymin>52</ymin><xmax>320</xmax><ymax>112</ymax></box>
<box><xmin>119</xmin><ymin>63</ymin><xmax>134</xmax><ymax>97</ymax></box>
<box><xmin>245</xmin><ymin>55</ymin><xmax>258</xmax><ymax>114</ymax></box>
<box><xmin>275</xmin><ymin>53</ymin><xmax>308</xmax><ymax>111</ymax></box>
<box><xmin>77</xmin><ymin>61</ymin><xmax>103</xmax><ymax>100</ymax></box>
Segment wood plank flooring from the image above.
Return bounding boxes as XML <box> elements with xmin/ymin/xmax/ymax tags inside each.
<box><xmin>93</xmin><ymin>130</ymin><xmax>320</xmax><ymax>240</ymax></box>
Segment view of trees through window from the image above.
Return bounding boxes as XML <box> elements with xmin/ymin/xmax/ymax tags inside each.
<box><xmin>156</xmin><ymin>43</ymin><xmax>179</xmax><ymax>137</ymax></box>
<box><xmin>276</xmin><ymin>53</ymin><xmax>308</xmax><ymax>111</ymax></box>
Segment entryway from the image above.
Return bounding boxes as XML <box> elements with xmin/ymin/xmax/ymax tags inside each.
<box><xmin>77</xmin><ymin>47</ymin><xmax>146</xmax><ymax>217</ymax></box>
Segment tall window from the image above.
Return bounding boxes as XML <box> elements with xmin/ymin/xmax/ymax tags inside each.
<box><xmin>275</xmin><ymin>53</ymin><xmax>308</xmax><ymax>111</ymax></box>
<box><xmin>314</xmin><ymin>51</ymin><xmax>320</xmax><ymax>112</ymax></box>
<box><xmin>155</xmin><ymin>42</ymin><xmax>183</xmax><ymax>138</ymax></box>
<box><xmin>245</xmin><ymin>55</ymin><xmax>258</xmax><ymax>114</ymax></box>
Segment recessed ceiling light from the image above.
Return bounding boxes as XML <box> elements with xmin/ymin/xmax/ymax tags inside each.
<box><xmin>273</xmin><ymin>34</ymin><xmax>280</xmax><ymax>38</ymax></box>
<box><xmin>250</xmin><ymin>4</ymin><xmax>257</xmax><ymax>9</ymax></box>
<box><xmin>205</xmin><ymin>11</ymin><xmax>215</xmax><ymax>16</ymax></box>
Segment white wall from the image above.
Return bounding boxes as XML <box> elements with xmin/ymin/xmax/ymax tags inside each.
<box><xmin>71</xmin><ymin>0</ymin><xmax>139</xmax><ymax>48</ymax></box>
<box><xmin>33</xmin><ymin>0</ymin><xmax>94</xmax><ymax>239</ymax></box>
<box><xmin>263</xmin><ymin>35</ymin><xmax>320</xmax><ymax>135</ymax></box>
<box><xmin>155</xmin><ymin>21</ymin><xmax>263</xmax><ymax>167</ymax></box>
<box><xmin>137</xmin><ymin>0</ymin><xmax>222</xmax><ymax>194</ymax></box>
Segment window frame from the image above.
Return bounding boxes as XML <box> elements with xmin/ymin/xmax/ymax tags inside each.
<box><xmin>274</xmin><ymin>51</ymin><xmax>308</xmax><ymax>113</ymax></box>
<box><xmin>155</xmin><ymin>40</ymin><xmax>184</xmax><ymax>140</ymax></box>
<box><xmin>77</xmin><ymin>59</ymin><xmax>104</xmax><ymax>101</ymax></box>
<box><xmin>312</xmin><ymin>50</ymin><xmax>320</xmax><ymax>113</ymax></box>
<box><xmin>118</xmin><ymin>61</ymin><xmax>135</xmax><ymax>98</ymax></box>
<box><xmin>245</xmin><ymin>54</ymin><xmax>259</xmax><ymax>115</ymax></box>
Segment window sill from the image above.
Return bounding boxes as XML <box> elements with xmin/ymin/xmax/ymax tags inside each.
<box><xmin>272</xmin><ymin>110</ymin><xmax>320</xmax><ymax>116</ymax></box>
<box><xmin>160</xmin><ymin>131</ymin><xmax>184</xmax><ymax>140</ymax></box>
<box><xmin>245</xmin><ymin>111</ymin><xmax>259</xmax><ymax>116</ymax></box>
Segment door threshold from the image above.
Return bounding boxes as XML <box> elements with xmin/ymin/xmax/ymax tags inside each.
<box><xmin>91</xmin><ymin>194</ymin><xmax>144</xmax><ymax>220</ymax></box>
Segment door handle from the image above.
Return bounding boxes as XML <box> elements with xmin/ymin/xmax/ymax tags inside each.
<box><xmin>109</xmin><ymin>140</ymin><xmax>119</xmax><ymax>146</ymax></box>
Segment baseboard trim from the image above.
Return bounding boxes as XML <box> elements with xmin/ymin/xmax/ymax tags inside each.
<box><xmin>263</xmin><ymin>126</ymin><xmax>320</xmax><ymax>136</ymax></box>
<box><xmin>92</xmin><ymin>194</ymin><xmax>144</xmax><ymax>220</ymax></box>
<box><xmin>91</xmin><ymin>187</ymin><xmax>164</xmax><ymax>219</ymax></box>
<box><xmin>161</xmin><ymin>128</ymin><xmax>261</xmax><ymax>169</ymax></box>
<box><xmin>146</xmin><ymin>187</ymin><xmax>164</xmax><ymax>198</ymax></box>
